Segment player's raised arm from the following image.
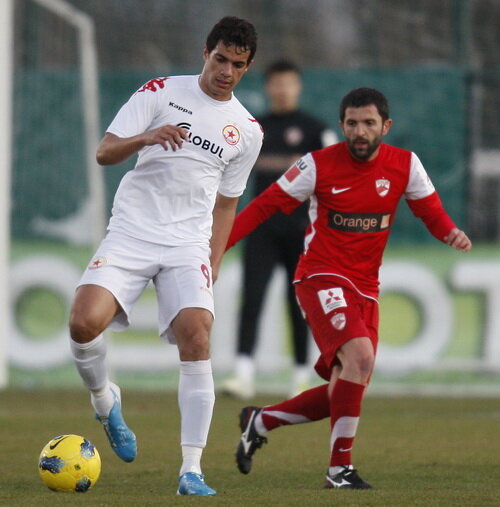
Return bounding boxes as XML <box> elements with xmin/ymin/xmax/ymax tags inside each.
<box><xmin>226</xmin><ymin>182</ymin><xmax>302</xmax><ymax>250</ymax></box>
<box><xmin>227</xmin><ymin>153</ymin><xmax>316</xmax><ymax>249</ymax></box>
<box><xmin>96</xmin><ymin>126</ymin><xmax>190</xmax><ymax>166</ymax></box>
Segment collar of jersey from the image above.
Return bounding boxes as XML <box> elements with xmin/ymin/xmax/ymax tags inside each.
<box><xmin>195</xmin><ymin>74</ymin><xmax>235</xmax><ymax>106</ymax></box>
<box><xmin>343</xmin><ymin>142</ymin><xmax>385</xmax><ymax>170</ymax></box>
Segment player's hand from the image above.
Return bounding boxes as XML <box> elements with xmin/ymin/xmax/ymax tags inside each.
<box><xmin>444</xmin><ymin>227</ymin><xmax>472</xmax><ymax>252</ymax></box>
<box><xmin>143</xmin><ymin>125</ymin><xmax>189</xmax><ymax>151</ymax></box>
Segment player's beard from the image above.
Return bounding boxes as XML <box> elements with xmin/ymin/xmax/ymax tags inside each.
<box><xmin>347</xmin><ymin>134</ymin><xmax>383</xmax><ymax>161</ymax></box>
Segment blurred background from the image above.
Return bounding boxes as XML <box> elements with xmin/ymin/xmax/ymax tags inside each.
<box><xmin>3</xmin><ymin>0</ymin><xmax>500</xmax><ymax>395</ymax></box>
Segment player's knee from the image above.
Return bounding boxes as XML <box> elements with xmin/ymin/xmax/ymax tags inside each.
<box><xmin>176</xmin><ymin>325</ymin><xmax>210</xmax><ymax>360</ymax></box>
<box><xmin>341</xmin><ymin>348</ymin><xmax>374</xmax><ymax>382</ymax></box>
<box><xmin>354</xmin><ymin>351</ymin><xmax>374</xmax><ymax>378</ymax></box>
<box><xmin>69</xmin><ymin>312</ymin><xmax>104</xmax><ymax>343</ymax></box>
<box><xmin>178</xmin><ymin>335</ymin><xmax>210</xmax><ymax>360</ymax></box>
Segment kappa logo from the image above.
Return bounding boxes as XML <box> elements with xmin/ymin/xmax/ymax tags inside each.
<box><xmin>331</xmin><ymin>312</ymin><xmax>347</xmax><ymax>331</ymax></box>
<box><xmin>317</xmin><ymin>287</ymin><xmax>347</xmax><ymax>314</ymax></box>
<box><xmin>169</xmin><ymin>101</ymin><xmax>192</xmax><ymax>115</ymax></box>
<box><xmin>376</xmin><ymin>178</ymin><xmax>391</xmax><ymax>197</ymax></box>
<box><xmin>222</xmin><ymin>125</ymin><xmax>240</xmax><ymax>145</ymax></box>
<box><xmin>136</xmin><ymin>77</ymin><xmax>168</xmax><ymax>93</ymax></box>
<box><xmin>89</xmin><ymin>256</ymin><xmax>107</xmax><ymax>270</ymax></box>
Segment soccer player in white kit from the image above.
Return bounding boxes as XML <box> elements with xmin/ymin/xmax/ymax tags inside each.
<box><xmin>68</xmin><ymin>17</ymin><xmax>262</xmax><ymax>496</ymax></box>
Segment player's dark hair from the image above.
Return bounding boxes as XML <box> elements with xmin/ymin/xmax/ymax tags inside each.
<box><xmin>264</xmin><ymin>59</ymin><xmax>302</xmax><ymax>81</ymax></box>
<box><xmin>206</xmin><ymin>16</ymin><xmax>257</xmax><ymax>63</ymax></box>
<box><xmin>339</xmin><ymin>87</ymin><xmax>390</xmax><ymax>122</ymax></box>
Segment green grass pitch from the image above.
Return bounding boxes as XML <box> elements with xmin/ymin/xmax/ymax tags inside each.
<box><xmin>1</xmin><ymin>389</ymin><xmax>499</xmax><ymax>505</ymax></box>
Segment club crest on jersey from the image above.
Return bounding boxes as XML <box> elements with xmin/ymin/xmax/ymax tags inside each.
<box><xmin>376</xmin><ymin>178</ymin><xmax>391</xmax><ymax>197</ymax></box>
<box><xmin>331</xmin><ymin>312</ymin><xmax>347</xmax><ymax>330</ymax></box>
<box><xmin>222</xmin><ymin>125</ymin><xmax>240</xmax><ymax>145</ymax></box>
<box><xmin>88</xmin><ymin>257</ymin><xmax>107</xmax><ymax>270</ymax></box>
<box><xmin>317</xmin><ymin>287</ymin><xmax>347</xmax><ymax>314</ymax></box>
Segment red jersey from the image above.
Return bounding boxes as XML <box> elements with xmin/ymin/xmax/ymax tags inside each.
<box><xmin>227</xmin><ymin>142</ymin><xmax>456</xmax><ymax>299</ymax></box>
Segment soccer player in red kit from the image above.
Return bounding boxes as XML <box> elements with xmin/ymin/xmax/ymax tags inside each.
<box><xmin>228</xmin><ymin>87</ymin><xmax>472</xmax><ymax>489</ymax></box>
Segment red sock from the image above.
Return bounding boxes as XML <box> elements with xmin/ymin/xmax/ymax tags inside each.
<box><xmin>261</xmin><ymin>384</ymin><xmax>329</xmax><ymax>431</ymax></box>
<box><xmin>329</xmin><ymin>378</ymin><xmax>365</xmax><ymax>467</ymax></box>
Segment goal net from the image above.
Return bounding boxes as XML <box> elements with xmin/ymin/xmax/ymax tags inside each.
<box><xmin>4</xmin><ymin>0</ymin><xmax>103</xmax><ymax>385</ymax></box>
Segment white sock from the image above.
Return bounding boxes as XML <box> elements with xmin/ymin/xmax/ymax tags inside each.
<box><xmin>180</xmin><ymin>446</ymin><xmax>203</xmax><ymax>476</ymax></box>
<box><xmin>178</xmin><ymin>359</ymin><xmax>215</xmax><ymax>476</ymax></box>
<box><xmin>254</xmin><ymin>411</ymin><xmax>268</xmax><ymax>436</ymax></box>
<box><xmin>329</xmin><ymin>464</ymin><xmax>353</xmax><ymax>476</ymax></box>
<box><xmin>70</xmin><ymin>336</ymin><xmax>115</xmax><ymax>417</ymax></box>
<box><xmin>235</xmin><ymin>355</ymin><xmax>255</xmax><ymax>383</ymax></box>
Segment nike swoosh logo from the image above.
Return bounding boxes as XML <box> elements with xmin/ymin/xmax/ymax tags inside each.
<box><xmin>339</xmin><ymin>447</ymin><xmax>352</xmax><ymax>452</ymax></box>
<box><xmin>49</xmin><ymin>435</ymin><xmax>69</xmax><ymax>450</ymax></box>
<box><xmin>333</xmin><ymin>478</ymin><xmax>352</xmax><ymax>487</ymax></box>
<box><xmin>331</xmin><ymin>187</ymin><xmax>351</xmax><ymax>194</ymax></box>
<box><xmin>241</xmin><ymin>412</ymin><xmax>257</xmax><ymax>454</ymax></box>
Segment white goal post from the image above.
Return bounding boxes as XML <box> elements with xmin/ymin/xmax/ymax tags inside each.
<box><xmin>0</xmin><ymin>0</ymin><xmax>14</xmax><ymax>389</ymax></box>
<box><xmin>32</xmin><ymin>0</ymin><xmax>106</xmax><ymax>246</ymax></box>
<box><xmin>0</xmin><ymin>0</ymin><xmax>105</xmax><ymax>388</ymax></box>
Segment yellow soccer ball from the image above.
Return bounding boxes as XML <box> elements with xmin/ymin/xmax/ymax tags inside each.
<box><xmin>38</xmin><ymin>434</ymin><xmax>101</xmax><ymax>492</ymax></box>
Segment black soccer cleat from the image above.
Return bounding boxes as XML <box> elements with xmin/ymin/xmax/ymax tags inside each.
<box><xmin>235</xmin><ymin>406</ymin><xmax>268</xmax><ymax>474</ymax></box>
<box><xmin>325</xmin><ymin>465</ymin><xmax>372</xmax><ymax>489</ymax></box>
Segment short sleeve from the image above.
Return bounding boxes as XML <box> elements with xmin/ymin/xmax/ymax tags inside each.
<box><xmin>405</xmin><ymin>152</ymin><xmax>436</xmax><ymax>200</ymax></box>
<box><xmin>218</xmin><ymin>126</ymin><xmax>263</xmax><ymax>198</ymax></box>
<box><xmin>106</xmin><ymin>77</ymin><xmax>167</xmax><ymax>138</ymax></box>
<box><xmin>276</xmin><ymin>152</ymin><xmax>316</xmax><ymax>202</ymax></box>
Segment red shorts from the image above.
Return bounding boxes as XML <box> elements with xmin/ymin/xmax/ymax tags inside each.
<box><xmin>295</xmin><ymin>275</ymin><xmax>379</xmax><ymax>381</ymax></box>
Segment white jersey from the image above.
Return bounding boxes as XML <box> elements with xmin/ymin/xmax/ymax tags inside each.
<box><xmin>105</xmin><ymin>75</ymin><xmax>263</xmax><ymax>246</ymax></box>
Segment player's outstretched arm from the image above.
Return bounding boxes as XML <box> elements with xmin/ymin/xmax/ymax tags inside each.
<box><xmin>406</xmin><ymin>192</ymin><xmax>472</xmax><ymax>252</ymax></box>
<box><xmin>226</xmin><ymin>182</ymin><xmax>302</xmax><ymax>251</ymax></box>
<box><xmin>96</xmin><ymin>126</ymin><xmax>189</xmax><ymax>165</ymax></box>
<box><xmin>444</xmin><ymin>227</ymin><xmax>472</xmax><ymax>252</ymax></box>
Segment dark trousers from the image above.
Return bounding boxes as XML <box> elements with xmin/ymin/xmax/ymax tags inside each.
<box><xmin>237</xmin><ymin>223</ymin><xmax>309</xmax><ymax>365</ymax></box>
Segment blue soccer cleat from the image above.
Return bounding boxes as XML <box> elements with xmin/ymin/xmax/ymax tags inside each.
<box><xmin>177</xmin><ymin>472</ymin><xmax>216</xmax><ymax>496</ymax></box>
<box><xmin>95</xmin><ymin>388</ymin><xmax>137</xmax><ymax>462</ymax></box>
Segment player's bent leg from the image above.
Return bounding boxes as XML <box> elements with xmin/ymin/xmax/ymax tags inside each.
<box><xmin>94</xmin><ymin>382</ymin><xmax>137</xmax><ymax>463</ymax></box>
<box><xmin>236</xmin><ymin>385</ymin><xmax>331</xmax><ymax>474</ymax></box>
<box><xmin>69</xmin><ymin>284</ymin><xmax>137</xmax><ymax>462</ymax></box>
<box><xmin>236</xmin><ymin>406</ymin><xmax>268</xmax><ymax>474</ymax></box>
<box><xmin>325</xmin><ymin>338</ymin><xmax>374</xmax><ymax>489</ymax></box>
<box><xmin>336</xmin><ymin>337</ymin><xmax>375</xmax><ymax>386</ymax></box>
<box><xmin>69</xmin><ymin>284</ymin><xmax>123</xmax><ymax>343</ymax></box>
<box><xmin>171</xmin><ymin>308</ymin><xmax>216</xmax><ymax>495</ymax></box>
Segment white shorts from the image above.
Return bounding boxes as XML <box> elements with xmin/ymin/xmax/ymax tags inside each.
<box><xmin>77</xmin><ymin>230</ymin><xmax>214</xmax><ymax>343</ymax></box>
